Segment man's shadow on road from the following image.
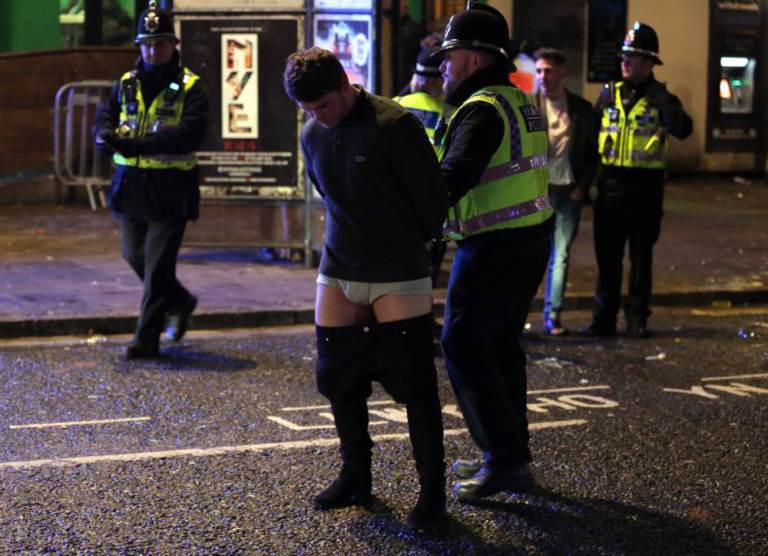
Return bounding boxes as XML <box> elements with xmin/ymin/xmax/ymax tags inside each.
<box><xmin>115</xmin><ymin>344</ymin><xmax>255</xmax><ymax>373</ymax></box>
<box><xmin>348</xmin><ymin>486</ymin><xmax>734</xmax><ymax>555</ymax></box>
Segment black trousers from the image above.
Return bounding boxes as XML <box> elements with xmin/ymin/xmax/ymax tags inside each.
<box><xmin>121</xmin><ymin>217</ymin><xmax>191</xmax><ymax>342</ymax></box>
<box><xmin>592</xmin><ymin>203</ymin><xmax>662</xmax><ymax>328</ymax></box>
<box><xmin>441</xmin><ymin>224</ymin><xmax>551</xmax><ymax>470</ymax></box>
<box><xmin>315</xmin><ymin>314</ymin><xmax>445</xmax><ymax>484</ymax></box>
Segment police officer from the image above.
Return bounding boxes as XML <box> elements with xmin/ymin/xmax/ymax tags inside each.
<box><xmin>435</xmin><ymin>3</ymin><xmax>553</xmax><ymax>500</ymax></box>
<box><xmin>585</xmin><ymin>22</ymin><xmax>692</xmax><ymax>338</ymax></box>
<box><xmin>394</xmin><ymin>45</ymin><xmax>451</xmax><ymax>294</ymax></box>
<box><xmin>394</xmin><ymin>46</ymin><xmax>449</xmax><ymax>144</ymax></box>
<box><xmin>93</xmin><ymin>1</ymin><xmax>209</xmax><ymax>359</ymax></box>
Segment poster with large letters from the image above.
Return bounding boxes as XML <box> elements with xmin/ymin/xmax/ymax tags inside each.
<box><xmin>177</xmin><ymin>15</ymin><xmax>304</xmax><ymax>198</ymax></box>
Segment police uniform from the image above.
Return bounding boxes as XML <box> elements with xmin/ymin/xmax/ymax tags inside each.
<box><xmin>393</xmin><ymin>47</ymin><xmax>449</xmax><ymax>144</ymax></box>
<box><xmin>93</xmin><ymin>1</ymin><xmax>209</xmax><ymax>358</ymax></box>
<box><xmin>587</xmin><ymin>22</ymin><xmax>692</xmax><ymax>337</ymax></box>
<box><xmin>435</xmin><ymin>4</ymin><xmax>553</xmax><ymax>500</ymax></box>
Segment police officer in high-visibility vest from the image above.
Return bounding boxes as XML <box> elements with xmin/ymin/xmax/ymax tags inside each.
<box><xmin>394</xmin><ymin>46</ymin><xmax>449</xmax><ymax>145</ymax></box>
<box><xmin>394</xmin><ymin>45</ymin><xmax>451</xmax><ymax>293</ymax></box>
<box><xmin>584</xmin><ymin>22</ymin><xmax>692</xmax><ymax>339</ymax></box>
<box><xmin>93</xmin><ymin>0</ymin><xmax>209</xmax><ymax>359</ymax></box>
<box><xmin>435</xmin><ymin>3</ymin><xmax>553</xmax><ymax>500</ymax></box>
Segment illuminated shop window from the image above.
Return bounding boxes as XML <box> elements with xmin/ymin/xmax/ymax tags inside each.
<box><xmin>719</xmin><ymin>56</ymin><xmax>755</xmax><ymax>114</ymax></box>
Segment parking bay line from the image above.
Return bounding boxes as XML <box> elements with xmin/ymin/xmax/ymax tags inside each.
<box><xmin>280</xmin><ymin>386</ymin><xmax>611</xmax><ymax>413</ymax></box>
<box><xmin>0</xmin><ymin>419</ymin><xmax>587</xmax><ymax>471</ymax></box>
<box><xmin>701</xmin><ymin>372</ymin><xmax>768</xmax><ymax>382</ymax></box>
<box><xmin>9</xmin><ymin>417</ymin><xmax>151</xmax><ymax>430</ymax></box>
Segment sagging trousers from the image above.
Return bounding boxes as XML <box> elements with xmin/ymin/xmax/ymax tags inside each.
<box><xmin>315</xmin><ymin>313</ymin><xmax>445</xmax><ymax>490</ymax></box>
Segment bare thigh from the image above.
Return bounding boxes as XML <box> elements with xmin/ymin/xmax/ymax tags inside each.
<box><xmin>315</xmin><ymin>284</ymin><xmax>373</xmax><ymax>326</ymax></box>
<box><xmin>373</xmin><ymin>293</ymin><xmax>432</xmax><ymax>323</ymax></box>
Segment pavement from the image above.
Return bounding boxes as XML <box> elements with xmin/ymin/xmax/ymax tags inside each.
<box><xmin>1</xmin><ymin>175</ymin><xmax>767</xmax><ymax>339</ymax></box>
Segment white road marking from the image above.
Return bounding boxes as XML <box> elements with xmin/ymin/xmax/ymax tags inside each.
<box><xmin>701</xmin><ymin>372</ymin><xmax>768</xmax><ymax>382</ymax></box>
<box><xmin>527</xmin><ymin>385</ymin><xmax>610</xmax><ymax>394</ymax></box>
<box><xmin>280</xmin><ymin>387</ymin><xmax>610</xmax><ymax>412</ymax></box>
<box><xmin>281</xmin><ymin>400</ymin><xmax>395</xmax><ymax>412</ymax></box>
<box><xmin>266</xmin><ymin>416</ymin><xmax>389</xmax><ymax>431</ymax></box>
<box><xmin>9</xmin><ymin>417</ymin><xmax>151</xmax><ymax>430</ymax></box>
<box><xmin>0</xmin><ymin>419</ymin><xmax>587</xmax><ymax>471</ymax></box>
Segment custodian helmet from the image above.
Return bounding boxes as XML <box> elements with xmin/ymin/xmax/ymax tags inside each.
<box><xmin>620</xmin><ymin>22</ymin><xmax>663</xmax><ymax>65</ymax></box>
<box><xmin>414</xmin><ymin>46</ymin><xmax>442</xmax><ymax>77</ymax></box>
<box><xmin>434</xmin><ymin>2</ymin><xmax>515</xmax><ymax>71</ymax></box>
<box><xmin>135</xmin><ymin>0</ymin><xmax>178</xmax><ymax>44</ymax></box>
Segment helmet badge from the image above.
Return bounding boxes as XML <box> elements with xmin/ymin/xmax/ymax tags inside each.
<box><xmin>145</xmin><ymin>0</ymin><xmax>160</xmax><ymax>34</ymax></box>
<box><xmin>624</xmin><ymin>29</ymin><xmax>635</xmax><ymax>46</ymax></box>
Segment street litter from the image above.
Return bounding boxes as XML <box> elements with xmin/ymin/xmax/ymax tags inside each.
<box><xmin>645</xmin><ymin>352</ymin><xmax>666</xmax><ymax>361</ymax></box>
<box><xmin>737</xmin><ymin>327</ymin><xmax>756</xmax><ymax>340</ymax></box>
<box><xmin>85</xmin><ymin>335</ymin><xmax>108</xmax><ymax>344</ymax></box>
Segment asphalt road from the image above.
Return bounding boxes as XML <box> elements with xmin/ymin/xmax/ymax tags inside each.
<box><xmin>1</xmin><ymin>308</ymin><xmax>767</xmax><ymax>555</ymax></box>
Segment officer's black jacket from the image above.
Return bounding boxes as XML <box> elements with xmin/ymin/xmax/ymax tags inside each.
<box><xmin>301</xmin><ymin>87</ymin><xmax>448</xmax><ymax>282</ymax></box>
<box><xmin>593</xmin><ymin>73</ymin><xmax>692</xmax><ymax>208</ymax></box>
<box><xmin>439</xmin><ymin>62</ymin><xmax>553</xmax><ymax>242</ymax></box>
<box><xmin>93</xmin><ymin>51</ymin><xmax>209</xmax><ymax>221</ymax></box>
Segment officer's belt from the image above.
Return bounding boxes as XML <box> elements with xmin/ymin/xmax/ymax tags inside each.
<box><xmin>478</xmin><ymin>154</ymin><xmax>547</xmax><ymax>185</ymax></box>
<box><xmin>444</xmin><ymin>195</ymin><xmax>551</xmax><ymax>235</ymax></box>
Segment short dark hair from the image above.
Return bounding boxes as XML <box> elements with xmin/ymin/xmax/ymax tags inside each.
<box><xmin>283</xmin><ymin>47</ymin><xmax>347</xmax><ymax>102</ymax></box>
<box><xmin>534</xmin><ymin>48</ymin><xmax>566</xmax><ymax>66</ymax></box>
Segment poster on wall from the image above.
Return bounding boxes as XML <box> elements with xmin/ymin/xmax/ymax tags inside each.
<box><xmin>586</xmin><ymin>0</ymin><xmax>626</xmax><ymax>83</ymax></box>
<box><xmin>222</xmin><ymin>33</ymin><xmax>259</xmax><ymax>139</ymax></box>
<box><xmin>178</xmin><ymin>16</ymin><xmax>303</xmax><ymax>198</ymax></box>
<box><xmin>313</xmin><ymin>13</ymin><xmax>373</xmax><ymax>90</ymax></box>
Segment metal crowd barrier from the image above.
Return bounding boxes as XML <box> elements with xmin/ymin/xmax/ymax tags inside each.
<box><xmin>53</xmin><ymin>80</ymin><xmax>114</xmax><ymax>210</ymax></box>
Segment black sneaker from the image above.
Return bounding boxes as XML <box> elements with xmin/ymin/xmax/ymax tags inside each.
<box><xmin>627</xmin><ymin>324</ymin><xmax>651</xmax><ymax>338</ymax></box>
<box><xmin>581</xmin><ymin>322</ymin><xmax>617</xmax><ymax>337</ymax></box>
<box><xmin>453</xmin><ymin>464</ymin><xmax>534</xmax><ymax>500</ymax></box>
<box><xmin>125</xmin><ymin>341</ymin><xmax>160</xmax><ymax>360</ymax></box>
<box><xmin>165</xmin><ymin>295</ymin><xmax>198</xmax><ymax>343</ymax></box>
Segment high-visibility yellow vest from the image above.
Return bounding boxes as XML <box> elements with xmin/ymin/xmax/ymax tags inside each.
<box><xmin>393</xmin><ymin>91</ymin><xmax>446</xmax><ymax>144</ymax></box>
<box><xmin>598</xmin><ymin>81</ymin><xmax>666</xmax><ymax>169</ymax></box>
<box><xmin>113</xmin><ymin>67</ymin><xmax>199</xmax><ymax>170</ymax></box>
<box><xmin>438</xmin><ymin>85</ymin><xmax>551</xmax><ymax>241</ymax></box>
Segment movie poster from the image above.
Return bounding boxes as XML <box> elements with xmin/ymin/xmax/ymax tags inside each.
<box><xmin>222</xmin><ymin>33</ymin><xmax>259</xmax><ymax>139</ymax></box>
<box><xmin>313</xmin><ymin>14</ymin><xmax>373</xmax><ymax>89</ymax></box>
<box><xmin>178</xmin><ymin>16</ymin><xmax>303</xmax><ymax>197</ymax></box>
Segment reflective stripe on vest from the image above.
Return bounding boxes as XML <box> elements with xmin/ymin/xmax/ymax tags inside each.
<box><xmin>393</xmin><ymin>91</ymin><xmax>446</xmax><ymax>143</ymax></box>
<box><xmin>598</xmin><ymin>81</ymin><xmax>666</xmax><ymax>169</ymax></box>
<box><xmin>438</xmin><ymin>85</ymin><xmax>551</xmax><ymax>240</ymax></box>
<box><xmin>113</xmin><ymin>67</ymin><xmax>199</xmax><ymax>170</ymax></box>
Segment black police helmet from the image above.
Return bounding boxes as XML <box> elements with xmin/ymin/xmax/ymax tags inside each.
<box><xmin>434</xmin><ymin>1</ymin><xmax>516</xmax><ymax>72</ymax></box>
<box><xmin>135</xmin><ymin>1</ymin><xmax>178</xmax><ymax>44</ymax></box>
<box><xmin>414</xmin><ymin>46</ymin><xmax>442</xmax><ymax>77</ymax></box>
<box><xmin>620</xmin><ymin>21</ymin><xmax>662</xmax><ymax>65</ymax></box>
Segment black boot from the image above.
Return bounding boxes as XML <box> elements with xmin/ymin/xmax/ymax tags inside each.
<box><xmin>377</xmin><ymin>314</ymin><xmax>447</xmax><ymax>531</ymax></box>
<box><xmin>314</xmin><ymin>398</ymin><xmax>373</xmax><ymax>510</ymax></box>
<box><xmin>406</xmin><ymin>373</ymin><xmax>447</xmax><ymax>532</ymax></box>
<box><xmin>314</xmin><ymin>325</ymin><xmax>376</xmax><ymax>511</ymax></box>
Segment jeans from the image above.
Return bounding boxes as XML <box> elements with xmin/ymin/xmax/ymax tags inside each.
<box><xmin>543</xmin><ymin>189</ymin><xmax>582</xmax><ymax>320</ymax></box>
